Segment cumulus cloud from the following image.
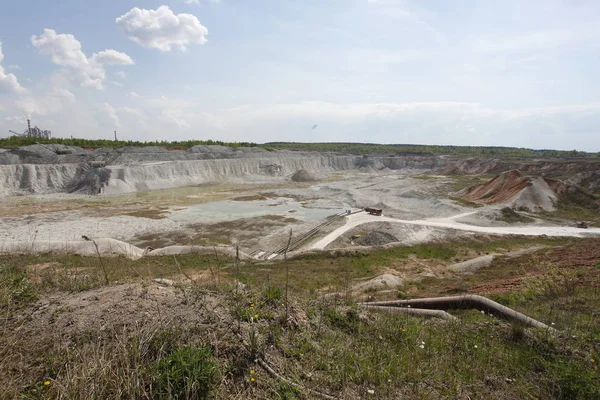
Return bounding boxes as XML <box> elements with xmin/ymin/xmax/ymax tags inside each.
<box><xmin>0</xmin><ymin>40</ymin><xmax>25</xmax><ymax>94</ymax></box>
<box><xmin>116</xmin><ymin>6</ymin><xmax>208</xmax><ymax>51</ymax></box>
<box><xmin>91</xmin><ymin>49</ymin><xmax>134</xmax><ymax>65</ymax></box>
<box><xmin>31</xmin><ymin>29</ymin><xmax>134</xmax><ymax>90</ymax></box>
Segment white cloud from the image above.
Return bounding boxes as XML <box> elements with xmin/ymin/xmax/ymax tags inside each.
<box><xmin>471</xmin><ymin>24</ymin><xmax>600</xmax><ymax>54</ymax></box>
<box><xmin>0</xmin><ymin>40</ymin><xmax>25</xmax><ymax>94</ymax></box>
<box><xmin>184</xmin><ymin>0</ymin><xmax>221</xmax><ymax>4</ymax></box>
<box><xmin>14</xmin><ymin>71</ymin><xmax>76</xmax><ymax>116</ymax></box>
<box><xmin>16</xmin><ymin>86</ymin><xmax>75</xmax><ymax>117</ymax></box>
<box><xmin>114</xmin><ymin>70</ymin><xmax>126</xmax><ymax>80</ymax></box>
<box><xmin>91</xmin><ymin>49</ymin><xmax>134</xmax><ymax>65</ymax></box>
<box><xmin>95</xmin><ymin>102</ymin><xmax>121</xmax><ymax>129</ymax></box>
<box><xmin>116</xmin><ymin>6</ymin><xmax>208</xmax><ymax>51</ymax></box>
<box><xmin>31</xmin><ymin>29</ymin><xmax>134</xmax><ymax>90</ymax></box>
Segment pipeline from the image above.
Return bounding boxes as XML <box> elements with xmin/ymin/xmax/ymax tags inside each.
<box><xmin>360</xmin><ymin>294</ymin><xmax>555</xmax><ymax>331</ymax></box>
<box><xmin>360</xmin><ymin>305</ymin><xmax>458</xmax><ymax>321</ymax></box>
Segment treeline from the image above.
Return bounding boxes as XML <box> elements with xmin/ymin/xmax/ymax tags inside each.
<box><xmin>264</xmin><ymin>142</ymin><xmax>600</xmax><ymax>159</ymax></box>
<box><xmin>0</xmin><ymin>136</ymin><xmax>258</xmax><ymax>149</ymax></box>
<box><xmin>2</xmin><ymin>136</ymin><xmax>598</xmax><ymax>159</ymax></box>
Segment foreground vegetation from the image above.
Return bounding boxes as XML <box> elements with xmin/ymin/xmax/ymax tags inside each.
<box><xmin>1</xmin><ymin>237</ymin><xmax>599</xmax><ymax>399</ymax></box>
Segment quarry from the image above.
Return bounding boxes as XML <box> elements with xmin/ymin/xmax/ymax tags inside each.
<box><xmin>1</xmin><ymin>143</ymin><xmax>599</xmax><ymax>260</ymax></box>
<box><xmin>2</xmin><ymin>142</ymin><xmax>600</xmax><ymax>399</ymax></box>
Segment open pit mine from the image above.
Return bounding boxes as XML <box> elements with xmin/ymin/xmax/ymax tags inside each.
<box><xmin>1</xmin><ymin>143</ymin><xmax>599</xmax><ymax>260</ymax></box>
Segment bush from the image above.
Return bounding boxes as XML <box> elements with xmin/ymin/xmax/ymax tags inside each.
<box><xmin>262</xmin><ymin>285</ymin><xmax>283</xmax><ymax>307</ymax></box>
<box><xmin>548</xmin><ymin>359</ymin><xmax>600</xmax><ymax>400</ymax></box>
<box><xmin>323</xmin><ymin>308</ymin><xmax>360</xmax><ymax>334</ymax></box>
<box><xmin>151</xmin><ymin>344</ymin><xmax>218</xmax><ymax>399</ymax></box>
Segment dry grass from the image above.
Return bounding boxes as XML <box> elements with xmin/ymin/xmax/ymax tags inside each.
<box><xmin>1</xmin><ymin>237</ymin><xmax>599</xmax><ymax>399</ymax></box>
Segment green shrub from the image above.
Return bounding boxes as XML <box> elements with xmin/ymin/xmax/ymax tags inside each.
<box><xmin>323</xmin><ymin>308</ymin><xmax>360</xmax><ymax>334</ymax></box>
<box><xmin>262</xmin><ymin>285</ymin><xmax>283</xmax><ymax>306</ymax></box>
<box><xmin>151</xmin><ymin>344</ymin><xmax>218</xmax><ymax>399</ymax></box>
<box><xmin>548</xmin><ymin>359</ymin><xmax>600</xmax><ymax>400</ymax></box>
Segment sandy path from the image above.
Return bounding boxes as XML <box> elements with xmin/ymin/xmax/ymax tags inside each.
<box><xmin>309</xmin><ymin>212</ymin><xmax>600</xmax><ymax>250</ymax></box>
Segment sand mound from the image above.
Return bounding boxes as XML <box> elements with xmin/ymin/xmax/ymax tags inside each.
<box><xmin>351</xmin><ymin>274</ymin><xmax>404</xmax><ymax>293</ymax></box>
<box><xmin>568</xmin><ymin>171</ymin><xmax>600</xmax><ymax>193</ymax></box>
<box><xmin>291</xmin><ymin>169</ymin><xmax>316</xmax><ymax>182</ymax></box>
<box><xmin>357</xmin><ymin>231</ymin><xmax>399</xmax><ymax>246</ymax></box>
<box><xmin>459</xmin><ymin>170</ymin><xmax>558</xmax><ymax>212</ymax></box>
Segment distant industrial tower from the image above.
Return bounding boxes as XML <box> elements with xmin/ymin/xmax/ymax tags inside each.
<box><xmin>8</xmin><ymin>119</ymin><xmax>51</xmax><ymax>139</ymax></box>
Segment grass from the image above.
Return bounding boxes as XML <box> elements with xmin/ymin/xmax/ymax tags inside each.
<box><xmin>497</xmin><ymin>207</ymin><xmax>535</xmax><ymax>223</ymax></box>
<box><xmin>449</xmin><ymin>196</ymin><xmax>484</xmax><ymax>208</ymax></box>
<box><xmin>1</xmin><ymin>237</ymin><xmax>599</xmax><ymax>399</ymax></box>
<box><xmin>539</xmin><ymin>187</ymin><xmax>600</xmax><ymax>226</ymax></box>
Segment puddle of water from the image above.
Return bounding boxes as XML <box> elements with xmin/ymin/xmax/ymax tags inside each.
<box><xmin>168</xmin><ymin>197</ymin><xmax>341</xmax><ymax>223</ymax></box>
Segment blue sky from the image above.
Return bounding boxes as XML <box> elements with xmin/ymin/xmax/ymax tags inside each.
<box><xmin>0</xmin><ymin>0</ymin><xmax>599</xmax><ymax>151</ymax></box>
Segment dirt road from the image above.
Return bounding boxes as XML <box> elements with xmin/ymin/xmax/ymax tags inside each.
<box><xmin>309</xmin><ymin>212</ymin><xmax>600</xmax><ymax>250</ymax></box>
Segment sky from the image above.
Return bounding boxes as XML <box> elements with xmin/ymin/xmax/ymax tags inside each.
<box><xmin>0</xmin><ymin>0</ymin><xmax>599</xmax><ymax>151</ymax></box>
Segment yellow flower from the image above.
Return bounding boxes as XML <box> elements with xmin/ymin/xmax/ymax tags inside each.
<box><xmin>44</xmin><ymin>381</ymin><xmax>51</xmax><ymax>386</ymax></box>
<box><xmin>591</xmin><ymin>359</ymin><xmax>596</xmax><ymax>363</ymax></box>
<box><xmin>250</xmin><ymin>377</ymin><xmax>255</xmax><ymax>382</ymax></box>
<box><xmin>250</xmin><ymin>369</ymin><xmax>255</xmax><ymax>375</ymax></box>
<box><xmin>254</xmin><ymin>314</ymin><xmax>259</xmax><ymax>319</ymax></box>
<box><xmin>249</xmin><ymin>303</ymin><xmax>254</xmax><ymax>308</ymax></box>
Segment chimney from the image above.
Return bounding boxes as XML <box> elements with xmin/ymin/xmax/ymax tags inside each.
<box><xmin>27</xmin><ymin>119</ymin><xmax>32</xmax><ymax>137</ymax></box>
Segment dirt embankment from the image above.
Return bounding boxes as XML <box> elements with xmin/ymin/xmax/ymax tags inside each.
<box><xmin>458</xmin><ymin>170</ymin><xmax>558</xmax><ymax>211</ymax></box>
<box><xmin>438</xmin><ymin>158</ymin><xmax>600</xmax><ymax>192</ymax></box>
<box><xmin>458</xmin><ymin>168</ymin><xmax>600</xmax><ymax>214</ymax></box>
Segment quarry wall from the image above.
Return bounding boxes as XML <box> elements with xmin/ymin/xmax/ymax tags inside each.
<box><xmin>0</xmin><ymin>153</ymin><xmax>446</xmax><ymax>197</ymax></box>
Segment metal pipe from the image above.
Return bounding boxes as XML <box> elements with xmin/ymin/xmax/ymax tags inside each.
<box><xmin>360</xmin><ymin>304</ymin><xmax>458</xmax><ymax>321</ymax></box>
<box><xmin>361</xmin><ymin>294</ymin><xmax>555</xmax><ymax>331</ymax></box>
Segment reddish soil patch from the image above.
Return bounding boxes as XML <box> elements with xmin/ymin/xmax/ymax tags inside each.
<box><xmin>416</xmin><ymin>239</ymin><xmax>600</xmax><ymax>297</ymax></box>
<box><xmin>472</xmin><ymin>239</ymin><xmax>600</xmax><ymax>294</ymax></box>
<box><xmin>460</xmin><ymin>170</ymin><xmax>530</xmax><ymax>204</ymax></box>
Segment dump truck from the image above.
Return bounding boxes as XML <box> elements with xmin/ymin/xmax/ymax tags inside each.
<box><xmin>365</xmin><ymin>207</ymin><xmax>383</xmax><ymax>216</ymax></box>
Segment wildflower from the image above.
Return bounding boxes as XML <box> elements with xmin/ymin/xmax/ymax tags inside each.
<box><xmin>250</xmin><ymin>369</ymin><xmax>255</xmax><ymax>375</ymax></box>
<box><xmin>418</xmin><ymin>344</ymin><xmax>425</xmax><ymax>349</ymax></box>
<box><xmin>250</xmin><ymin>377</ymin><xmax>255</xmax><ymax>383</ymax></box>
<box><xmin>551</xmin><ymin>322</ymin><xmax>555</xmax><ymax>326</ymax></box>
<box><xmin>44</xmin><ymin>381</ymin><xmax>51</xmax><ymax>386</ymax></box>
<box><xmin>254</xmin><ymin>314</ymin><xmax>259</xmax><ymax>319</ymax></box>
<box><xmin>367</xmin><ymin>389</ymin><xmax>375</xmax><ymax>395</ymax></box>
<box><xmin>401</xmin><ymin>328</ymin><xmax>407</xmax><ymax>332</ymax></box>
<box><xmin>474</xmin><ymin>345</ymin><xmax>478</xmax><ymax>349</ymax></box>
<box><xmin>249</xmin><ymin>303</ymin><xmax>255</xmax><ymax>308</ymax></box>
<box><xmin>591</xmin><ymin>359</ymin><xmax>596</xmax><ymax>363</ymax></box>
<box><xmin>490</xmin><ymin>335</ymin><xmax>494</xmax><ymax>338</ymax></box>
<box><xmin>480</xmin><ymin>310</ymin><xmax>485</xmax><ymax>314</ymax></box>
